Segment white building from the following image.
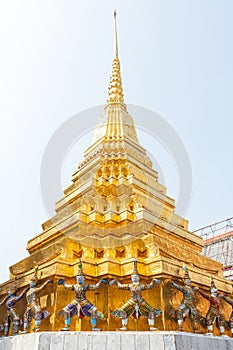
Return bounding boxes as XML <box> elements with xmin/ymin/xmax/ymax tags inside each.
<box><xmin>194</xmin><ymin>217</ymin><xmax>233</xmax><ymax>280</ymax></box>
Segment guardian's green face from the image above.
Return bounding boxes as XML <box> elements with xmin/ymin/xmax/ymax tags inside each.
<box><xmin>8</xmin><ymin>290</ymin><xmax>14</xmax><ymax>296</ymax></box>
<box><xmin>77</xmin><ymin>275</ymin><xmax>85</xmax><ymax>284</ymax></box>
<box><xmin>30</xmin><ymin>281</ymin><xmax>36</xmax><ymax>288</ymax></box>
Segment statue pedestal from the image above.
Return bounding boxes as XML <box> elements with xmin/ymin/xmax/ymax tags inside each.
<box><xmin>0</xmin><ymin>331</ymin><xmax>232</xmax><ymax>350</ymax></box>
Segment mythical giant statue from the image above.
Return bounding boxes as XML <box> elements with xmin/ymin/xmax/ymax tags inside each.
<box><xmin>0</xmin><ymin>287</ymin><xmax>28</xmax><ymax>336</ymax></box>
<box><xmin>171</xmin><ymin>264</ymin><xmax>199</xmax><ymax>332</ymax></box>
<box><xmin>21</xmin><ymin>267</ymin><xmax>53</xmax><ymax>333</ymax></box>
<box><xmin>110</xmin><ymin>259</ymin><xmax>162</xmax><ymax>331</ymax></box>
<box><xmin>196</xmin><ymin>277</ymin><xmax>225</xmax><ymax>335</ymax></box>
<box><xmin>58</xmin><ymin>260</ymin><xmax>106</xmax><ymax>331</ymax></box>
<box><xmin>222</xmin><ymin>289</ymin><xmax>233</xmax><ymax>337</ymax></box>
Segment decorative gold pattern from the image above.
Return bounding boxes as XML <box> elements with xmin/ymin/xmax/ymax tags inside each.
<box><xmin>107</xmin><ymin>58</ymin><xmax>124</xmax><ymax>104</ymax></box>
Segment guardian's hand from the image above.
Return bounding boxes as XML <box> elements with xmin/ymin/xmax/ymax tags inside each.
<box><xmin>101</xmin><ymin>278</ymin><xmax>108</xmax><ymax>284</ymax></box>
<box><xmin>58</xmin><ymin>279</ymin><xmax>65</xmax><ymax>286</ymax></box>
<box><xmin>153</xmin><ymin>278</ymin><xmax>160</xmax><ymax>284</ymax></box>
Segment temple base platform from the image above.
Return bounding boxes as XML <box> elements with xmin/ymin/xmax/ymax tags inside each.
<box><xmin>0</xmin><ymin>331</ymin><xmax>233</xmax><ymax>350</ymax></box>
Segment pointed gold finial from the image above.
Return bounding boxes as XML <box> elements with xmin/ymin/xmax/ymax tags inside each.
<box><xmin>114</xmin><ymin>10</ymin><xmax>118</xmax><ymax>58</ymax></box>
<box><xmin>107</xmin><ymin>10</ymin><xmax>125</xmax><ymax>104</ymax></box>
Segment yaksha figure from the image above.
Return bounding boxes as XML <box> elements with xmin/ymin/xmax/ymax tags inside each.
<box><xmin>58</xmin><ymin>260</ymin><xmax>106</xmax><ymax>331</ymax></box>
<box><xmin>197</xmin><ymin>277</ymin><xmax>225</xmax><ymax>335</ymax></box>
<box><xmin>0</xmin><ymin>287</ymin><xmax>28</xmax><ymax>336</ymax></box>
<box><xmin>171</xmin><ymin>264</ymin><xmax>199</xmax><ymax>332</ymax></box>
<box><xmin>222</xmin><ymin>286</ymin><xmax>233</xmax><ymax>336</ymax></box>
<box><xmin>21</xmin><ymin>267</ymin><xmax>53</xmax><ymax>333</ymax></box>
<box><xmin>222</xmin><ymin>285</ymin><xmax>233</xmax><ymax>336</ymax></box>
<box><xmin>111</xmin><ymin>259</ymin><xmax>162</xmax><ymax>331</ymax></box>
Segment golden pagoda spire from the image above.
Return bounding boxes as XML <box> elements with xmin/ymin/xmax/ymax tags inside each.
<box><xmin>114</xmin><ymin>10</ymin><xmax>118</xmax><ymax>58</ymax></box>
<box><xmin>107</xmin><ymin>10</ymin><xmax>124</xmax><ymax>104</ymax></box>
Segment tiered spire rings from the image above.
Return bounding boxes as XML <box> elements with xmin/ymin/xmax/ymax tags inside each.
<box><xmin>107</xmin><ymin>11</ymin><xmax>125</xmax><ymax>104</ymax></box>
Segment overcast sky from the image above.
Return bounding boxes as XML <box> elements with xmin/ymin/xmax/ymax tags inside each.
<box><xmin>0</xmin><ymin>0</ymin><xmax>232</xmax><ymax>282</ymax></box>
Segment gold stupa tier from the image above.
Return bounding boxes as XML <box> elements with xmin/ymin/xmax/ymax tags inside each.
<box><xmin>0</xmin><ymin>11</ymin><xmax>232</xmax><ymax>335</ymax></box>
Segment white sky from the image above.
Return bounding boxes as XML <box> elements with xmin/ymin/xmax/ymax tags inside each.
<box><xmin>0</xmin><ymin>0</ymin><xmax>232</xmax><ymax>282</ymax></box>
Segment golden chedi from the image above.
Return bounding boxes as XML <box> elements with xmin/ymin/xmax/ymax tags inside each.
<box><xmin>0</xmin><ymin>11</ymin><xmax>232</xmax><ymax>335</ymax></box>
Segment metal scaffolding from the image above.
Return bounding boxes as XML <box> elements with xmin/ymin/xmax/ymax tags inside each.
<box><xmin>194</xmin><ymin>217</ymin><xmax>233</xmax><ymax>280</ymax></box>
<box><xmin>193</xmin><ymin>217</ymin><xmax>233</xmax><ymax>240</ymax></box>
